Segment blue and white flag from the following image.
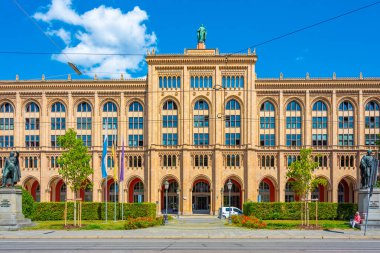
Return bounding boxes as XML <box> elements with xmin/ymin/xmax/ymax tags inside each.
<box><xmin>101</xmin><ymin>135</ymin><xmax>108</xmax><ymax>178</ymax></box>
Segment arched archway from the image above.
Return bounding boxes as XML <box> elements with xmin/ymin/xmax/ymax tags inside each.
<box><xmin>259</xmin><ymin>177</ymin><xmax>276</xmax><ymax>202</ymax></box>
<box><xmin>338</xmin><ymin>177</ymin><xmax>355</xmax><ymax>203</ymax></box>
<box><xmin>192</xmin><ymin>179</ymin><xmax>211</xmax><ymax>214</ymax></box>
<box><xmin>285</xmin><ymin>179</ymin><xmax>299</xmax><ymax>202</ymax></box>
<box><xmin>129</xmin><ymin>178</ymin><xmax>144</xmax><ymax>203</ymax></box>
<box><xmin>50</xmin><ymin>177</ymin><xmax>66</xmax><ymax>202</ymax></box>
<box><xmin>161</xmin><ymin>178</ymin><xmax>179</xmax><ymax>214</ymax></box>
<box><xmin>223</xmin><ymin>179</ymin><xmax>242</xmax><ymax>209</ymax></box>
<box><xmin>23</xmin><ymin>177</ymin><xmax>40</xmax><ymax>202</ymax></box>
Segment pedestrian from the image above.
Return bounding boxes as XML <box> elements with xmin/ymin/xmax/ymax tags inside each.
<box><xmin>350</xmin><ymin>212</ymin><xmax>361</xmax><ymax>228</ymax></box>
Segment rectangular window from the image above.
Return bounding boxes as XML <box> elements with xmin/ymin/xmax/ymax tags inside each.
<box><xmin>0</xmin><ymin>135</ymin><xmax>14</xmax><ymax>148</ymax></box>
<box><xmin>193</xmin><ymin>133</ymin><xmax>209</xmax><ymax>145</ymax></box>
<box><xmin>260</xmin><ymin>134</ymin><xmax>275</xmax><ymax>146</ymax></box>
<box><xmin>194</xmin><ymin>115</ymin><xmax>209</xmax><ymax>128</ymax></box>
<box><xmin>77</xmin><ymin>135</ymin><xmax>92</xmax><ymax>147</ymax></box>
<box><xmin>102</xmin><ymin>117</ymin><xmax>118</xmax><ymax>129</ymax></box>
<box><xmin>286</xmin><ymin>117</ymin><xmax>302</xmax><ymax>129</ymax></box>
<box><xmin>338</xmin><ymin>134</ymin><xmax>354</xmax><ymax>146</ymax></box>
<box><xmin>365</xmin><ymin>134</ymin><xmax>380</xmax><ymax>146</ymax></box>
<box><xmin>103</xmin><ymin>135</ymin><xmax>117</xmax><ymax>147</ymax></box>
<box><xmin>339</xmin><ymin>116</ymin><xmax>354</xmax><ymax>129</ymax></box>
<box><xmin>312</xmin><ymin>134</ymin><xmax>328</xmax><ymax>146</ymax></box>
<box><xmin>365</xmin><ymin>116</ymin><xmax>380</xmax><ymax>129</ymax></box>
<box><xmin>51</xmin><ymin>135</ymin><xmax>62</xmax><ymax>147</ymax></box>
<box><xmin>162</xmin><ymin>115</ymin><xmax>178</xmax><ymax>128</ymax></box>
<box><xmin>25</xmin><ymin>135</ymin><xmax>40</xmax><ymax>147</ymax></box>
<box><xmin>312</xmin><ymin>117</ymin><xmax>327</xmax><ymax>129</ymax></box>
<box><xmin>25</xmin><ymin>118</ymin><xmax>40</xmax><ymax>130</ymax></box>
<box><xmin>225</xmin><ymin>133</ymin><xmax>241</xmax><ymax>146</ymax></box>
<box><xmin>286</xmin><ymin>134</ymin><xmax>302</xmax><ymax>146</ymax></box>
<box><xmin>0</xmin><ymin>118</ymin><xmax>14</xmax><ymax>130</ymax></box>
<box><xmin>128</xmin><ymin>117</ymin><xmax>143</xmax><ymax>129</ymax></box>
<box><xmin>260</xmin><ymin>117</ymin><xmax>275</xmax><ymax>129</ymax></box>
<box><xmin>162</xmin><ymin>133</ymin><xmax>178</xmax><ymax>146</ymax></box>
<box><xmin>225</xmin><ymin>115</ymin><xmax>241</xmax><ymax>128</ymax></box>
<box><xmin>128</xmin><ymin>135</ymin><xmax>144</xmax><ymax>147</ymax></box>
<box><xmin>77</xmin><ymin>117</ymin><xmax>92</xmax><ymax>130</ymax></box>
<box><xmin>51</xmin><ymin>117</ymin><xmax>66</xmax><ymax>130</ymax></box>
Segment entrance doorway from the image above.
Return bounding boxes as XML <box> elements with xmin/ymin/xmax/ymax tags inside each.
<box><xmin>192</xmin><ymin>180</ymin><xmax>211</xmax><ymax>214</ymax></box>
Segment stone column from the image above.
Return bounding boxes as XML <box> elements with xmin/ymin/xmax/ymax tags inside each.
<box><xmin>278</xmin><ymin>91</ymin><xmax>284</xmax><ymax>147</ymax></box>
<box><xmin>40</xmin><ymin>92</ymin><xmax>48</xmax><ymax>148</ymax></box>
<box><xmin>67</xmin><ymin>92</ymin><xmax>74</xmax><ymax>129</ymax></box>
<box><xmin>304</xmin><ymin>90</ymin><xmax>311</xmax><ymax>147</ymax></box>
<box><xmin>358</xmin><ymin>90</ymin><xmax>364</xmax><ymax>147</ymax></box>
<box><xmin>331</xmin><ymin>90</ymin><xmax>337</xmax><ymax>147</ymax></box>
<box><xmin>15</xmin><ymin>92</ymin><xmax>22</xmax><ymax>148</ymax></box>
<box><xmin>93</xmin><ymin>92</ymin><xmax>100</xmax><ymax>148</ymax></box>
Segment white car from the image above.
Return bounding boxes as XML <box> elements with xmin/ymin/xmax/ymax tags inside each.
<box><xmin>218</xmin><ymin>207</ymin><xmax>243</xmax><ymax>219</ymax></box>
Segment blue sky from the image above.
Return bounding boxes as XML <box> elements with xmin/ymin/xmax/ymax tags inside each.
<box><xmin>0</xmin><ymin>0</ymin><xmax>379</xmax><ymax>80</ymax></box>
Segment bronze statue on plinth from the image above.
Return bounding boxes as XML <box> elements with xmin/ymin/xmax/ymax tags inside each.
<box><xmin>1</xmin><ymin>151</ymin><xmax>21</xmax><ymax>187</ymax></box>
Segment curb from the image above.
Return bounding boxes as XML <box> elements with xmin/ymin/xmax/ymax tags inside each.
<box><xmin>0</xmin><ymin>235</ymin><xmax>379</xmax><ymax>240</ymax></box>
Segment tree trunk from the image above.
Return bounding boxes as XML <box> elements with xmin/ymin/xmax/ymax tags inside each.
<box><xmin>74</xmin><ymin>191</ymin><xmax>77</xmax><ymax>227</ymax></box>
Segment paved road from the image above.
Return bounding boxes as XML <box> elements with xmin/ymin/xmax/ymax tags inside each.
<box><xmin>0</xmin><ymin>238</ymin><xmax>379</xmax><ymax>252</ymax></box>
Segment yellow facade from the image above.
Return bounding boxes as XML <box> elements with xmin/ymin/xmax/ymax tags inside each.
<box><xmin>0</xmin><ymin>47</ymin><xmax>379</xmax><ymax>215</ymax></box>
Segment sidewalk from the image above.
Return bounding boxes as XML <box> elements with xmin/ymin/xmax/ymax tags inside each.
<box><xmin>1</xmin><ymin>216</ymin><xmax>380</xmax><ymax>240</ymax></box>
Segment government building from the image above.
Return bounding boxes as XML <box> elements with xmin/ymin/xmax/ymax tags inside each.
<box><xmin>0</xmin><ymin>41</ymin><xmax>379</xmax><ymax>215</ymax></box>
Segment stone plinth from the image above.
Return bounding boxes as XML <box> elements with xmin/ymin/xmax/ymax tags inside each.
<box><xmin>358</xmin><ymin>188</ymin><xmax>380</xmax><ymax>231</ymax></box>
<box><xmin>0</xmin><ymin>188</ymin><xmax>33</xmax><ymax>230</ymax></box>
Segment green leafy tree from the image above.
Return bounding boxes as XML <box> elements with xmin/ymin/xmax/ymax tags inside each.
<box><xmin>57</xmin><ymin>129</ymin><xmax>93</xmax><ymax>226</ymax></box>
<box><xmin>286</xmin><ymin>148</ymin><xmax>327</xmax><ymax>226</ymax></box>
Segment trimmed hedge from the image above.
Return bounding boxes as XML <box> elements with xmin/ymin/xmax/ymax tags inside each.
<box><xmin>20</xmin><ymin>187</ymin><xmax>35</xmax><ymax>218</ymax></box>
<box><xmin>243</xmin><ymin>202</ymin><xmax>357</xmax><ymax>220</ymax></box>
<box><xmin>31</xmin><ymin>202</ymin><xmax>156</xmax><ymax>221</ymax></box>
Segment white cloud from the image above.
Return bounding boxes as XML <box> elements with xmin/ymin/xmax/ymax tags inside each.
<box><xmin>47</xmin><ymin>28</ymin><xmax>71</xmax><ymax>45</ymax></box>
<box><xmin>34</xmin><ymin>0</ymin><xmax>156</xmax><ymax>78</ymax></box>
<box><xmin>295</xmin><ymin>56</ymin><xmax>304</xmax><ymax>61</ymax></box>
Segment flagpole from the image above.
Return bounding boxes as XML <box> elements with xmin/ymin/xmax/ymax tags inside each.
<box><xmin>114</xmin><ymin>134</ymin><xmax>117</xmax><ymax>222</ymax></box>
<box><xmin>105</xmin><ymin>118</ymin><xmax>108</xmax><ymax>223</ymax></box>
<box><xmin>120</xmin><ymin>137</ymin><xmax>125</xmax><ymax>221</ymax></box>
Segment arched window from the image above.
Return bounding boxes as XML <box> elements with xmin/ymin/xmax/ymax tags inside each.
<box><xmin>191</xmin><ymin>75</ymin><xmax>213</xmax><ymax>88</ymax></box>
<box><xmin>162</xmin><ymin>100</ymin><xmax>178</xmax><ymax>146</ymax></box>
<box><xmin>103</xmin><ymin>101</ymin><xmax>117</xmax><ymax>112</ymax></box>
<box><xmin>109</xmin><ymin>182</ymin><xmax>119</xmax><ymax>202</ymax></box>
<box><xmin>193</xmin><ymin>100</ymin><xmax>209</xmax><ymax>146</ymax></box>
<box><xmin>338</xmin><ymin>101</ymin><xmax>354</xmax><ymax>146</ymax></box>
<box><xmin>128</xmin><ymin>102</ymin><xmax>144</xmax><ymax>147</ymax></box>
<box><xmin>76</xmin><ymin>102</ymin><xmax>92</xmax><ymax>147</ymax></box>
<box><xmin>286</xmin><ymin>101</ymin><xmax>302</xmax><ymax>146</ymax></box>
<box><xmin>26</xmin><ymin>102</ymin><xmax>39</xmax><ymax>113</ymax></box>
<box><xmin>129</xmin><ymin>101</ymin><xmax>143</xmax><ymax>112</ymax></box>
<box><xmin>365</xmin><ymin>100</ymin><xmax>380</xmax><ymax>145</ymax></box>
<box><xmin>51</xmin><ymin>102</ymin><xmax>66</xmax><ymax>112</ymax></box>
<box><xmin>0</xmin><ymin>102</ymin><xmax>15</xmax><ymax>148</ymax></box>
<box><xmin>77</xmin><ymin>102</ymin><xmax>92</xmax><ymax>112</ymax></box>
<box><xmin>225</xmin><ymin>99</ymin><xmax>241</xmax><ymax>146</ymax></box>
<box><xmin>25</xmin><ymin>102</ymin><xmax>40</xmax><ymax>148</ymax></box>
<box><xmin>260</xmin><ymin>101</ymin><xmax>275</xmax><ymax>146</ymax></box>
<box><xmin>102</xmin><ymin>102</ymin><xmax>118</xmax><ymax>147</ymax></box>
<box><xmin>312</xmin><ymin>101</ymin><xmax>328</xmax><ymax>146</ymax></box>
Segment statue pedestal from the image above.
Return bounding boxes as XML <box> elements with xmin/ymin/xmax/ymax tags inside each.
<box><xmin>358</xmin><ymin>188</ymin><xmax>380</xmax><ymax>231</ymax></box>
<box><xmin>0</xmin><ymin>188</ymin><xmax>33</xmax><ymax>230</ymax></box>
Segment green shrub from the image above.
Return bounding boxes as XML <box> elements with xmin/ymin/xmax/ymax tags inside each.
<box><xmin>124</xmin><ymin>217</ymin><xmax>163</xmax><ymax>230</ymax></box>
<box><xmin>20</xmin><ymin>187</ymin><xmax>35</xmax><ymax>218</ymax></box>
<box><xmin>31</xmin><ymin>202</ymin><xmax>157</xmax><ymax>221</ymax></box>
<box><xmin>243</xmin><ymin>202</ymin><xmax>357</xmax><ymax>220</ymax></box>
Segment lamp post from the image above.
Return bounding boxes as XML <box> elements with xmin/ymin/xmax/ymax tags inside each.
<box><xmin>164</xmin><ymin>180</ymin><xmax>169</xmax><ymax>224</ymax></box>
<box><xmin>227</xmin><ymin>179</ymin><xmax>233</xmax><ymax>224</ymax></box>
<box><xmin>176</xmin><ymin>188</ymin><xmax>180</xmax><ymax>219</ymax></box>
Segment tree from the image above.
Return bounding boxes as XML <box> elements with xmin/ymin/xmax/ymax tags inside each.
<box><xmin>286</xmin><ymin>148</ymin><xmax>327</xmax><ymax>226</ymax></box>
<box><xmin>57</xmin><ymin>129</ymin><xmax>93</xmax><ymax>227</ymax></box>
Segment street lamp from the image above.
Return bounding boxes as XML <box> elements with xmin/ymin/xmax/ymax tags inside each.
<box><xmin>176</xmin><ymin>188</ymin><xmax>180</xmax><ymax>219</ymax></box>
<box><xmin>164</xmin><ymin>180</ymin><xmax>169</xmax><ymax>224</ymax></box>
<box><xmin>227</xmin><ymin>179</ymin><xmax>233</xmax><ymax>224</ymax></box>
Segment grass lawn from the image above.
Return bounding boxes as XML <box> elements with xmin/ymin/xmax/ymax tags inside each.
<box><xmin>24</xmin><ymin>220</ymin><xmax>128</xmax><ymax>230</ymax></box>
<box><xmin>263</xmin><ymin>220</ymin><xmax>351</xmax><ymax>230</ymax></box>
